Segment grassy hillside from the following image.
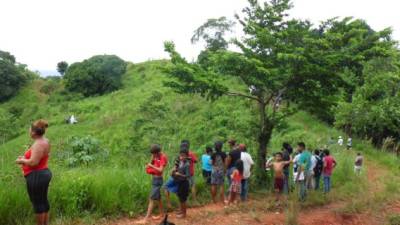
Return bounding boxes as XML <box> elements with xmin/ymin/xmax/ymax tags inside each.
<box><xmin>0</xmin><ymin>60</ymin><xmax>398</xmax><ymax>225</ymax></box>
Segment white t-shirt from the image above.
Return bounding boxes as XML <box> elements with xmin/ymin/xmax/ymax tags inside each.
<box><xmin>293</xmin><ymin>154</ymin><xmax>305</xmax><ymax>181</ymax></box>
<box><xmin>309</xmin><ymin>155</ymin><xmax>317</xmax><ymax>173</ymax></box>
<box><xmin>338</xmin><ymin>138</ymin><xmax>344</xmax><ymax>146</ymax></box>
<box><xmin>241</xmin><ymin>152</ymin><xmax>254</xmax><ymax>179</ymax></box>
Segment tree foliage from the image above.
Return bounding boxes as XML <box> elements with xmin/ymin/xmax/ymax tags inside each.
<box><xmin>64</xmin><ymin>55</ymin><xmax>127</xmax><ymax>97</ymax></box>
<box><xmin>0</xmin><ymin>50</ymin><xmax>28</xmax><ymax>102</ymax></box>
<box><xmin>164</xmin><ymin>0</ymin><xmax>345</xmax><ymax>184</ymax></box>
<box><xmin>335</xmin><ymin>58</ymin><xmax>400</xmax><ymax>146</ymax></box>
<box><xmin>57</xmin><ymin>61</ymin><xmax>69</xmax><ymax>76</ymax></box>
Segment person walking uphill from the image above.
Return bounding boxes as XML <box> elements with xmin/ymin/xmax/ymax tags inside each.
<box><xmin>137</xmin><ymin>144</ymin><xmax>167</xmax><ymax>224</ymax></box>
<box><xmin>16</xmin><ymin>119</ymin><xmax>52</xmax><ymax>225</ymax></box>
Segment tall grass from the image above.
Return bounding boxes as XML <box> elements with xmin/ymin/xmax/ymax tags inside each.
<box><xmin>0</xmin><ymin>61</ymin><xmax>399</xmax><ymax>224</ymax></box>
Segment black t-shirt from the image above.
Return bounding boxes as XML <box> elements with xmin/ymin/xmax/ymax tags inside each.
<box><xmin>228</xmin><ymin>149</ymin><xmax>242</xmax><ymax>169</ymax></box>
<box><xmin>211</xmin><ymin>151</ymin><xmax>227</xmax><ymax>164</ymax></box>
<box><xmin>282</xmin><ymin>150</ymin><xmax>291</xmax><ymax>171</ymax></box>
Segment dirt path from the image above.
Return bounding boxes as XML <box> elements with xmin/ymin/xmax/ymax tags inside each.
<box><xmin>110</xmin><ymin>159</ymin><xmax>398</xmax><ymax>225</ymax></box>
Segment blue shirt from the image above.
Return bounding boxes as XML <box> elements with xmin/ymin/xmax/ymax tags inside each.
<box><xmin>299</xmin><ymin>150</ymin><xmax>312</xmax><ymax>171</ymax></box>
<box><xmin>201</xmin><ymin>154</ymin><xmax>212</xmax><ymax>171</ymax></box>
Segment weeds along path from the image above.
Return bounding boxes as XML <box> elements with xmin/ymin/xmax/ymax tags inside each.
<box><xmin>110</xmin><ymin>158</ymin><xmax>397</xmax><ymax>225</ymax></box>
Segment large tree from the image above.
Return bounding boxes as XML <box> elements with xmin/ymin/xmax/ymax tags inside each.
<box><xmin>64</xmin><ymin>55</ymin><xmax>127</xmax><ymax>97</ymax></box>
<box><xmin>57</xmin><ymin>61</ymin><xmax>69</xmax><ymax>76</ymax></box>
<box><xmin>0</xmin><ymin>51</ymin><xmax>27</xmax><ymax>102</ymax></box>
<box><xmin>164</xmin><ymin>0</ymin><xmax>342</xmax><ymax>184</ymax></box>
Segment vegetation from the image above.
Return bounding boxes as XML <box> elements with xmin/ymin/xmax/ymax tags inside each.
<box><xmin>163</xmin><ymin>0</ymin><xmax>398</xmax><ymax>183</ymax></box>
<box><xmin>0</xmin><ymin>50</ymin><xmax>32</xmax><ymax>102</ymax></box>
<box><xmin>57</xmin><ymin>61</ymin><xmax>69</xmax><ymax>76</ymax></box>
<box><xmin>0</xmin><ymin>60</ymin><xmax>398</xmax><ymax>224</ymax></box>
<box><xmin>0</xmin><ymin>0</ymin><xmax>399</xmax><ymax>224</ymax></box>
<box><xmin>64</xmin><ymin>55</ymin><xmax>127</xmax><ymax>97</ymax></box>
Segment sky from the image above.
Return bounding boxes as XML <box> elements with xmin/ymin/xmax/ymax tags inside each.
<box><xmin>0</xmin><ymin>0</ymin><xmax>399</xmax><ymax>75</ymax></box>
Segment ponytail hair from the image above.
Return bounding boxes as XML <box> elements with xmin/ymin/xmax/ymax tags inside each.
<box><xmin>31</xmin><ymin>119</ymin><xmax>49</xmax><ymax>136</ymax></box>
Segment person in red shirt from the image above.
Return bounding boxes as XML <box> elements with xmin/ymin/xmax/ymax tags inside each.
<box><xmin>137</xmin><ymin>144</ymin><xmax>167</xmax><ymax>224</ymax></box>
<box><xmin>322</xmin><ymin>149</ymin><xmax>337</xmax><ymax>193</ymax></box>
<box><xmin>16</xmin><ymin>119</ymin><xmax>52</xmax><ymax>225</ymax></box>
<box><xmin>181</xmin><ymin>140</ymin><xmax>198</xmax><ymax>202</ymax></box>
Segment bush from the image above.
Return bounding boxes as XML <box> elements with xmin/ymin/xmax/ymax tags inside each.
<box><xmin>0</xmin><ymin>52</ymin><xmax>27</xmax><ymax>102</ymax></box>
<box><xmin>64</xmin><ymin>55</ymin><xmax>127</xmax><ymax>97</ymax></box>
<box><xmin>66</xmin><ymin>136</ymin><xmax>109</xmax><ymax>167</ymax></box>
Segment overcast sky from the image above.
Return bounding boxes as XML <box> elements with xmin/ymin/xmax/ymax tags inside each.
<box><xmin>0</xmin><ymin>0</ymin><xmax>398</xmax><ymax>75</ymax></box>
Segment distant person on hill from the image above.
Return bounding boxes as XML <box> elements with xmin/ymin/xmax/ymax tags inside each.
<box><xmin>313</xmin><ymin>149</ymin><xmax>324</xmax><ymax>190</ymax></box>
<box><xmin>68</xmin><ymin>115</ymin><xmax>78</xmax><ymax>124</ymax></box>
<box><xmin>338</xmin><ymin>136</ymin><xmax>344</xmax><ymax>146</ymax></box>
<box><xmin>282</xmin><ymin>142</ymin><xmax>293</xmax><ymax>194</ymax></box>
<box><xmin>354</xmin><ymin>153</ymin><xmax>363</xmax><ymax>175</ymax></box>
<box><xmin>347</xmin><ymin>137</ymin><xmax>352</xmax><ymax>150</ymax></box>
<box><xmin>239</xmin><ymin>144</ymin><xmax>254</xmax><ymax>201</ymax></box>
<box><xmin>201</xmin><ymin>146</ymin><xmax>213</xmax><ymax>185</ymax></box>
<box><xmin>227</xmin><ymin>160</ymin><xmax>244</xmax><ymax>206</ymax></box>
<box><xmin>171</xmin><ymin>149</ymin><xmax>191</xmax><ymax>218</ymax></box>
<box><xmin>226</xmin><ymin>139</ymin><xmax>242</xmax><ymax>198</ymax></box>
<box><xmin>137</xmin><ymin>144</ymin><xmax>167</xmax><ymax>224</ymax></box>
<box><xmin>180</xmin><ymin>140</ymin><xmax>198</xmax><ymax>202</ymax></box>
<box><xmin>210</xmin><ymin>141</ymin><xmax>227</xmax><ymax>203</ymax></box>
<box><xmin>296</xmin><ymin>142</ymin><xmax>311</xmax><ymax>201</ymax></box>
<box><xmin>322</xmin><ymin>149</ymin><xmax>337</xmax><ymax>193</ymax></box>
<box><xmin>266</xmin><ymin>152</ymin><xmax>291</xmax><ymax>204</ymax></box>
<box><xmin>16</xmin><ymin>119</ymin><xmax>52</xmax><ymax>225</ymax></box>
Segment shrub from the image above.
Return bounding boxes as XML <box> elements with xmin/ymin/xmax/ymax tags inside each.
<box><xmin>66</xmin><ymin>136</ymin><xmax>109</xmax><ymax>167</ymax></box>
<box><xmin>64</xmin><ymin>55</ymin><xmax>127</xmax><ymax>97</ymax></box>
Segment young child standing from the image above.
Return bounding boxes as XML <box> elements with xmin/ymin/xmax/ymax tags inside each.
<box><xmin>137</xmin><ymin>144</ymin><xmax>167</xmax><ymax>224</ymax></box>
<box><xmin>228</xmin><ymin>160</ymin><xmax>244</xmax><ymax>205</ymax></box>
<box><xmin>267</xmin><ymin>152</ymin><xmax>291</xmax><ymax>203</ymax></box>
<box><xmin>201</xmin><ymin>146</ymin><xmax>213</xmax><ymax>185</ymax></box>
<box><xmin>172</xmin><ymin>149</ymin><xmax>191</xmax><ymax>218</ymax></box>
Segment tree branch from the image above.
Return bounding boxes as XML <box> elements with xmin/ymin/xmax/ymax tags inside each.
<box><xmin>226</xmin><ymin>91</ymin><xmax>260</xmax><ymax>102</ymax></box>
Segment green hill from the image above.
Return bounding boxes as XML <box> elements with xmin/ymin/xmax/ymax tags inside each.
<box><xmin>0</xmin><ymin>60</ymin><xmax>398</xmax><ymax>225</ymax></box>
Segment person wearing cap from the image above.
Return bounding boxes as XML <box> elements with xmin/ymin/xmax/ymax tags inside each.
<box><xmin>239</xmin><ymin>144</ymin><xmax>254</xmax><ymax>201</ymax></box>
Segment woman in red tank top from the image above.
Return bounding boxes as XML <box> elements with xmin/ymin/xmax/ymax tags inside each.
<box><xmin>16</xmin><ymin>119</ymin><xmax>52</xmax><ymax>225</ymax></box>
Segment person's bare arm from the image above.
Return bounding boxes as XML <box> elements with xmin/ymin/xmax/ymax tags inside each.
<box><xmin>16</xmin><ymin>143</ymin><xmax>45</xmax><ymax>167</ymax></box>
<box><xmin>147</xmin><ymin>163</ymin><xmax>165</xmax><ymax>173</ymax></box>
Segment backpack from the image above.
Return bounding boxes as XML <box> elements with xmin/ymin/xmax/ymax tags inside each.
<box><xmin>314</xmin><ymin>155</ymin><xmax>323</xmax><ymax>175</ymax></box>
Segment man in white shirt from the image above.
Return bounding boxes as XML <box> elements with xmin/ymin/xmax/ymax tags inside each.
<box><xmin>338</xmin><ymin>136</ymin><xmax>344</xmax><ymax>146</ymax></box>
<box><xmin>307</xmin><ymin>153</ymin><xmax>317</xmax><ymax>189</ymax></box>
<box><xmin>239</xmin><ymin>144</ymin><xmax>254</xmax><ymax>201</ymax></box>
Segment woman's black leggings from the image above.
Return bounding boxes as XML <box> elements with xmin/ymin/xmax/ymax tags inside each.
<box><xmin>25</xmin><ymin>169</ymin><xmax>52</xmax><ymax>214</ymax></box>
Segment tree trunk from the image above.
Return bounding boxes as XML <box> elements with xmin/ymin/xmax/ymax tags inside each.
<box><xmin>254</xmin><ymin>101</ymin><xmax>274</xmax><ymax>187</ymax></box>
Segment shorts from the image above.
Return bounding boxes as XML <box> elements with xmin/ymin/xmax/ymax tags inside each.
<box><xmin>177</xmin><ymin>180</ymin><xmax>190</xmax><ymax>203</ymax></box>
<box><xmin>165</xmin><ymin>177</ymin><xmax>178</xmax><ymax>193</ymax></box>
<box><xmin>150</xmin><ymin>177</ymin><xmax>163</xmax><ymax>200</ymax></box>
<box><xmin>189</xmin><ymin>175</ymin><xmax>195</xmax><ymax>187</ymax></box>
<box><xmin>211</xmin><ymin>170</ymin><xmax>224</xmax><ymax>185</ymax></box>
<box><xmin>202</xmin><ymin>170</ymin><xmax>212</xmax><ymax>185</ymax></box>
<box><xmin>25</xmin><ymin>169</ymin><xmax>52</xmax><ymax>214</ymax></box>
<box><xmin>274</xmin><ymin>177</ymin><xmax>284</xmax><ymax>193</ymax></box>
<box><xmin>354</xmin><ymin>166</ymin><xmax>362</xmax><ymax>173</ymax></box>
<box><xmin>229</xmin><ymin>181</ymin><xmax>241</xmax><ymax>194</ymax></box>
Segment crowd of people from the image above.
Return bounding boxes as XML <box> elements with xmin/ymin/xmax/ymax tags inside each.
<box><xmin>15</xmin><ymin>119</ymin><xmax>364</xmax><ymax>225</ymax></box>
